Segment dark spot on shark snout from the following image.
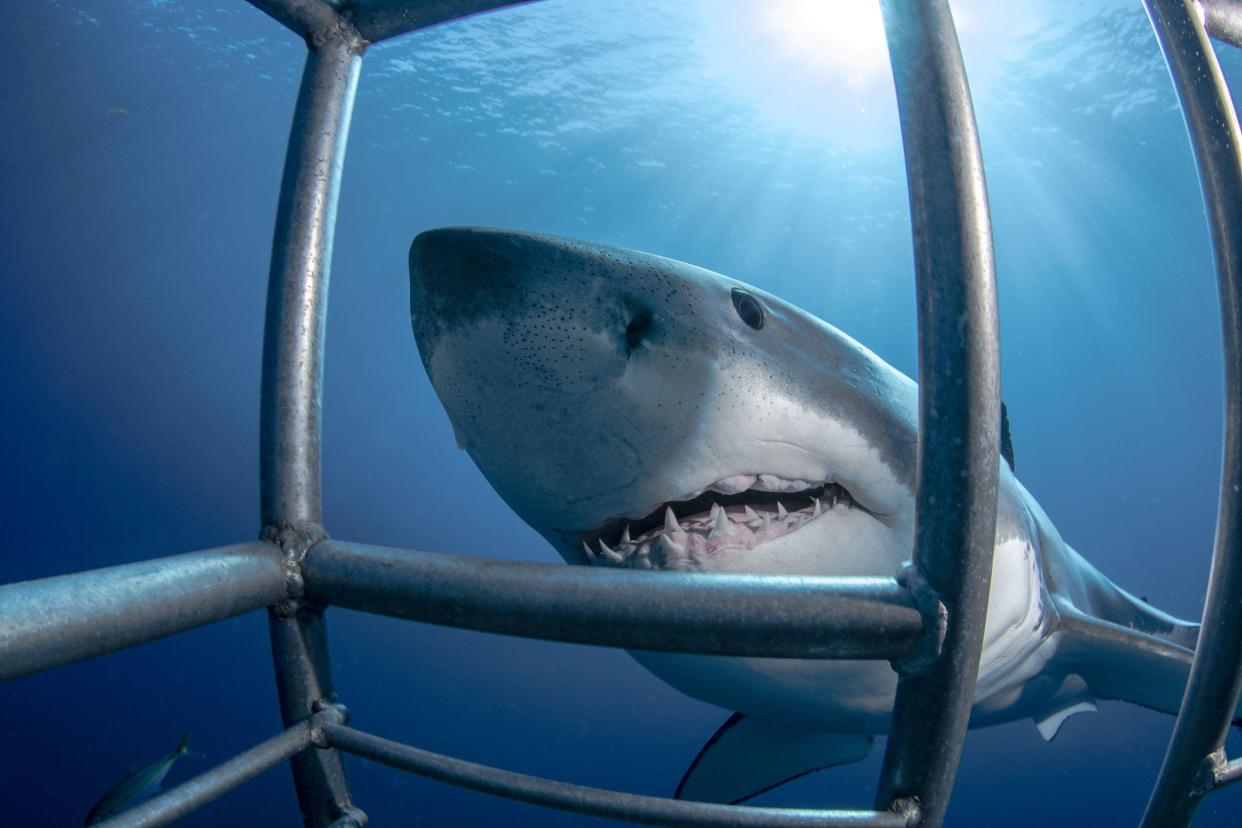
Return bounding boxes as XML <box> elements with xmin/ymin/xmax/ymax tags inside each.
<box><xmin>625</xmin><ymin>310</ymin><xmax>653</xmax><ymax>356</ymax></box>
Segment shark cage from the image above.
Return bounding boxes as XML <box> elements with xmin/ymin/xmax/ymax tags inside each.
<box><xmin>2</xmin><ymin>0</ymin><xmax>1242</xmax><ymax>826</ymax></box>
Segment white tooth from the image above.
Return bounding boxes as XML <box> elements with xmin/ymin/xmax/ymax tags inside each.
<box><xmin>709</xmin><ymin>502</ymin><xmax>720</xmax><ymax>521</ymax></box>
<box><xmin>777</xmin><ymin>501</ymin><xmax>788</xmax><ymax>520</ymax></box>
<box><xmin>743</xmin><ymin>505</ymin><xmax>760</xmax><ymax>522</ymax></box>
<box><xmin>757</xmin><ymin>474</ymin><xmax>781</xmax><ymax>491</ymax></box>
<box><xmin>598</xmin><ymin>539</ymin><xmax>625</xmax><ymax>564</ymax></box>
<box><xmin>710</xmin><ymin>507</ymin><xmax>732</xmax><ymax>538</ymax></box>
<box><xmin>813</xmin><ymin>497</ymin><xmax>822</xmax><ymax>517</ymax></box>
<box><xmin>761</xmin><ymin>514</ymin><xmax>772</xmax><ymax>534</ymax></box>
<box><xmin>655</xmin><ymin>534</ymin><xmax>686</xmax><ymax>563</ymax></box>
<box><xmin>621</xmin><ymin>524</ymin><xmax>631</xmax><ymax>545</ymax></box>
<box><xmin>664</xmin><ymin>506</ymin><xmax>679</xmax><ymax>534</ymax></box>
<box><xmin>582</xmin><ymin>541</ymin><xmax>597</xmax><ymax>560</ymax></box>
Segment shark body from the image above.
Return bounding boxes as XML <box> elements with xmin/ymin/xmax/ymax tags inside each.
<box><xmin>408</xmin><ymin>227</ymin><xmax>1202</xmax><ymax>803</ymax></box>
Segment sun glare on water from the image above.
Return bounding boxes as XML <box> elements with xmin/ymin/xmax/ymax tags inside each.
<box><xmin>695</xmin><ymin>0</ymin><xmax>898</xmax><ymax>143</ymax></box>
<box><xmin>756</xmin><ymin>0</ymin><xmax>889</xmax><ymax>90</ymax></box>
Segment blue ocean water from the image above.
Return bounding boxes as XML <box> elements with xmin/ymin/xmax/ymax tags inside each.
<box><xmin>3</xmin><ymin>0</ymin><xmax>1242</xmax><ymax>824</ymax></box>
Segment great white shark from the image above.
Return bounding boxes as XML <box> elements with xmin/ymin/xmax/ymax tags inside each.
<box><xmin>407</xmin><ymin>226</ymin><xmax>1206</xmax><ymax>804</ymax></box>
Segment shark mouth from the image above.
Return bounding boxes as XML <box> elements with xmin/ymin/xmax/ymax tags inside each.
<box><xmin>571</xmin><ymin>474</ymin><xmax>858</xmax><ymax>570</ymax></box>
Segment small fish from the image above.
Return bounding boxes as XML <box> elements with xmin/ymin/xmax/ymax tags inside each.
<box><xmin>85</xmin><ymin>732</ymin><xmax>191</xmax><ymax>825</ymax></box>
<box><xmin>105</xmin><ymin>106</ymin><xmax>128</xmax><ymax>117</ymax></box>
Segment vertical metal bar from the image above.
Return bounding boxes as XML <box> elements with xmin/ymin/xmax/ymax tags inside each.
<box><xmin>1139</xmin><ymin>1</ymin><xmax>1242</xmax><ymax>825</ymax></box>
<box><xmin>261</xmin><ymin>28</ymin><xmax>366</xmax><ymax>828</ymax></box>
<box><xmin>873</xmin><ymin>2</ymin><xmax>1001</xmax><ymax>825</ymax></box>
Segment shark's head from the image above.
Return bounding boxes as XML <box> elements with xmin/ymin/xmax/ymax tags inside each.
<box><xmin>409</xmin><ymin>227</ymin><xmax>918</xmax><ymax>577</ymax></box>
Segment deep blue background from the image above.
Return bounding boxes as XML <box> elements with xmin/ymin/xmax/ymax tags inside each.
<box><xmin>3</xmin><ymin>1</ymin><xmax>1242</xmax><ymax>824</ymax></box>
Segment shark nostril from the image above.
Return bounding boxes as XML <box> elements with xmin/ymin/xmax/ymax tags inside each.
<box><xmin>625</xmin><ymin>311</ymin><xmax>653</xmax><ymax>355</ymax></box>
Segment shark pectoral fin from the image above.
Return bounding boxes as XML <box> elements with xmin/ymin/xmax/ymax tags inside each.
<box><xmin>674</xmin><ymin>713</ymin><xmax>873</xmax><ymax>805</ymax></box>
<box><xmin>1055</xmin><ymin>601</ymin><xmax>1195</xmax><ymax>718</ymax></box>
<box><xmin>1033</xmin><ymin>673</ymin><xmax>1098</xmax><ymax>742</ymax></box>
<box><xmin>1035</xmin><ymin>700</ymin><xmax>1097</xmax><ymax>741</ymax></box>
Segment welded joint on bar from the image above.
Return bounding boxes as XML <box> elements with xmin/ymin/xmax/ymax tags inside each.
<box><xmin>307</xmin><ymin>10</ymin><xmax>369</xmax><ymax>54</ymax></box>
<box><xmin>263</xmin><ymin>522</ymin><xmax>328</xmax><ymax>616</ymax></box>
<box><xmin>1189</xmin><ymin>747</ymin><xmax>1226</xmax><ymax>798</ymax></box>
<box><xmin>890</xmin><ymin>561</ymin><xmax>947</xmax><ymax>676</ymax></box>
<box><xmin>887</xmin><ymin>796</ymin><xmax>922</xmax><ymax>827</ymax></box>
<box><xmin>292</xmin><ymin>0</ymin><xmax>370</xmax><ymax>53</ymax></box>
<box><xmin>1192</xmin><ymin>747</ymin><xmax>1242</xmax><ymax>795</ymax></box>
<box><xmin>310</xmin><ymin>699</ymin><xmax>351</xmax><ymax>747</ymax></box>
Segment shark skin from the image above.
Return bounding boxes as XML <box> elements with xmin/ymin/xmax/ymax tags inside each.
<box><xmin>408</xmin><ymin>227</ymin><xmax>1203</xmax><ymax>803</ymax></box>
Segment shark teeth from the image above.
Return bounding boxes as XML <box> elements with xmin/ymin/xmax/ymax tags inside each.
<box><xmin>664</xmin><ymin>506</ymin><xmax>680</xmax><ymax>534</ymax></box>
<box><xmin>583</xmin><ymin>477</ymin><xmax>857</xmax><ymax>569</ymax></box>
<box><xmin>597</xmin><ymin>539</ymin><xmax>624</xmax><ymax>565</ymax></box>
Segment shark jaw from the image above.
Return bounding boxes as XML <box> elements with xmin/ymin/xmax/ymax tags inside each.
<box><xmin>570</xmin><ymin>473</ymin><xmax>867</xmax><ymax>570</ymax></box>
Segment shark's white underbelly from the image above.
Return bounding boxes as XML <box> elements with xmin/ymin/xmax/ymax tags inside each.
<box><xmin>631</xmin><ymin>530</ymin><xmax>1056</xmax><ymax>733</ymax></box>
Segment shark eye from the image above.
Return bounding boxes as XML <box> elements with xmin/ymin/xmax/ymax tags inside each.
<box><xmin>731</xmin><ymin>288</ymin><xmax>765</xmax><ymax>330</ymax></box>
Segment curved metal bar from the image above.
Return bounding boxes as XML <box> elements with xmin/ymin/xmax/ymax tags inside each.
<box><xmin>260</xmin><ymin>32</ymin><xmax>366</xmax><ymax>828</ymax></box>
<box><xmin>873</xmin><ymin>1</ymin><xmax>1001</xmax><ymax>825</ymax></box>
<box><xmin>96</xmin><ymin>711</ymin><xmax>341</xmax><ymax>828</ymax></box>
<box><xmin>323</xmin><ymin>724</ymin><xmax>914</xmax><ymax>828</ymax></box>
<box><xmin>0</xmin><ymin>542</ymin><xmax>284</xmax><ymax>682</ymax></box>
<box><xmin>351</xmin><ymin>0</ymin><xmax>538</xmax><ymax>44</ymax></box>
<box><xmin>1203</xmin><ymin>0</ymin><xmax>1242</xmax><ymax>46</ymax></box>
<box><xmin>302</xmin><ymin>539</ymin><xmax>925</xmax><ymax>660</ymax></box>
<box><xmin>1139</xmin><ymin>1</ymin><xmax>1242</xmax><ymax>825</ymax></box>
<box><xmin>245</xmin><ymin>0</ymin><xmax>344</xmax><ymax>42</ymax></box>
<box><xmin>259</xmin><ymin>36</ymin><xmax>362</xmax><ymax>533</ymax></box>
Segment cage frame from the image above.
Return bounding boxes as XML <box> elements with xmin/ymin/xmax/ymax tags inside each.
<box><xmin>3</xmin><ymin>1</ymin><xmax>1242</xmax><ymax>826</ymax></box>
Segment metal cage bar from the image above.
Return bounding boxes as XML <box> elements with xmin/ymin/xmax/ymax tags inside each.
<box><xmin>321</xmin><ymin>724</ymin><xmax>912</xmax><ymax>828</ymax></box>
<box><xmin>351</xmin><ymin>0</ymin><xmax>536</xmax><ymax>44</ymax></box>
<box><xmin>873</xmin><ymin>2</ymin><xmax>1001</xmax><ymax>825</ymax></box>
<box><xmin>302</xmin><ymin>540</ymin><xmax>925</xmax><ymax>659</ymax></box>
<box><xmin>257</xmin><ymin>11</ymin><xmax>366</xmax><ymax>825</ymax></box>
<box><xmin>0</xmin><ymin>541</ymin><xmax>284</xmax><ymax>682</ymax></box>
<box><xmin>29</xmin><ymin>0</ymin><xmax>1238</xmax><ymax>825</ymax></box>
<box><xmin>1139</xmin><ymin>1</ymin><xmax>1242</xmax><ymax>825</ymax></box>
<box><xmin>95</xmin><ymin>709</ymin><xmax>341</xmax><ymax>828</ymax></box>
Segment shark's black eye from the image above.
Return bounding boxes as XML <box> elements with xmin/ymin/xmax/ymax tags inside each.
<box><xmin>731</xmin><ymin>288</ymin><xmax>765</xmax><ymax>330</ymax></box>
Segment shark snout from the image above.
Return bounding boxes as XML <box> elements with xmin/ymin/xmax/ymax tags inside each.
<box><xmin>408</xmin><ymin>226</ymin><xmax>665</xmax><ymax>375</ymax></box>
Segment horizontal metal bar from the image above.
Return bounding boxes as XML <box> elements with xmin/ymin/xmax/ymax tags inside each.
<box><xmin>351</xmin><ymin>0</ymin><xmax>537</xmax><ymax>44</ymax></box>
<box><xmin>1204</xmin><ymin>0</ymin><xmax>1242</xmax><ymax>47</ymax></box>
<box><xmin>97</xmin><ymin>709</ymin><xmax>340</xmax><ymax>827</ymax></box>
<box><xmin>245</xmin><ymin>0</ymin><xmax>345</xmax><ymax>42</ymax></box>
<box><xmin>323</xmin><ymin>724</ymin><xmax>911</xmax><ymax>828</ymax></box>
<box><xmin>302</xmin><ymin>540</ymin><xmax>924</xmax><ymax>660</ymax></box>
<box><xmin>0</xmin><ymin>541</ymin><xmax>286</xmax><ymax>682</ymax></box>
<box><xmin>1212</xmin><ymin>752</ymin><xmax>1242</xmax><ymax>790</ymax></box>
